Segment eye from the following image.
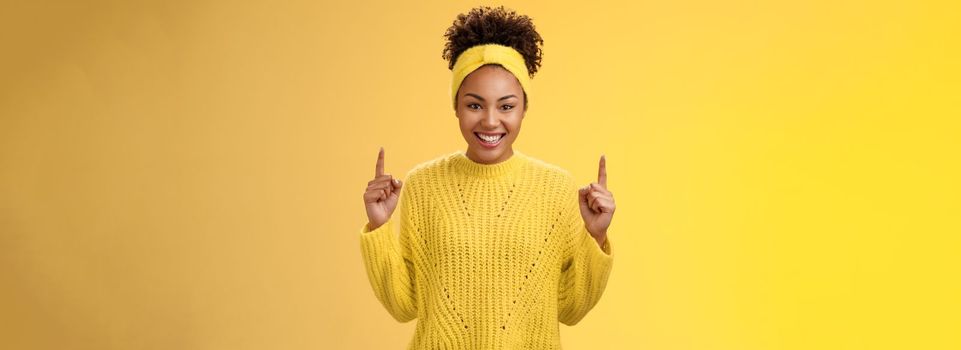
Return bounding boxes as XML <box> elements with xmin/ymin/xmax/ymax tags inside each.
<box><xmin>501</xmin><ymin>105</ymin><xmax>515</xmax><ymax>111</ymax></box>
<box><xmin>468</xmin><ymin>103</ymin><xmax>481</xmax><ymax>110</ymax></box>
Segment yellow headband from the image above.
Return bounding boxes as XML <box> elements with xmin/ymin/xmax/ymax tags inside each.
<box><xmin>450</xmin><ymin>43</ymin><xmax>531</xmax><ymax>110</ymax></box>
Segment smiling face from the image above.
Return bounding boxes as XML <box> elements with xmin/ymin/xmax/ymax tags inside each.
<box><xmin>455</xmin><ymin>64</ymin><xmax>527</xmax><ymax>164</ymax></box>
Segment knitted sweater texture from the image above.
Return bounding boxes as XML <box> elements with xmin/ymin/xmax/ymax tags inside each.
<box><xmin>360</xmin><ymin>150</ymin><xmax>613</xmax><ymax>349</ymax></box>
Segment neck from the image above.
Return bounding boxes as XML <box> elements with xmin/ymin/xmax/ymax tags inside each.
<box><xmin>451</xmin><ymin>149</ymin><xmax>526</xmax><ymax>178</ymax></box>
<box><xmin>466</xmin><ymin>148</ymin><xmax>514</xmax><ymax>165</ymax></box>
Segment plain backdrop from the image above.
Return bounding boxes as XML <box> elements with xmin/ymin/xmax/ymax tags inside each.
<box><xmin>1</xmin><ymin>0</ymin><xmax>959</xmax><ymax>349</ymax></box>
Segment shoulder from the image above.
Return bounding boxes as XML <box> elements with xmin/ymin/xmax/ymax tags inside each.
<box><xmin>525</xmin><ymin>155</ymin><xmax>575</xmax><ymax>185</ymax></box>
<box><xmin>520</xmin><ymin>153</ymin><xmax>579</xmax><ymax>193</ymax></box>
<box><xmin>400</xmin><ymin>151</ymin><xmax>461</xmax><ymax>187</ymax></box>
<box><xmin>518</xmin><ymin>153</ymin><xmax>580</xmax><ymax>217</ymax></box>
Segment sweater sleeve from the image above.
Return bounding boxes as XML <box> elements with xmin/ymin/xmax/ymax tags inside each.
<box><xmin>359</xmin><ymin>177</ymin><xmax>418</xmax><ymax>323</ymax></box>
<box><xmin>557</xmin><ymin>177</ymin><xmax>614</xmax><ymax>326</ymax></box>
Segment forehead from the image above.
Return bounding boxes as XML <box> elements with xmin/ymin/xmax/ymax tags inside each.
<box><xmin>459</xmin><ymin>64</ymin><xmax>524</xmax><ymax>97</ymax></box>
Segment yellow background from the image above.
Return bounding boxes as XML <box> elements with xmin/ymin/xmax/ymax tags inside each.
<box><xmin>1</xmin><ymin>0</ymin><xmax>958</xmax><ymax>349</ymax></box>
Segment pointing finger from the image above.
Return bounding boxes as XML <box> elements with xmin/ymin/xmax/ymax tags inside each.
<box><xmin>598</xmin><ymin>154</ymin><xmax>607</xmax><ymax>187</ymax></box>
<box><xmin>375</xmin><ymin>147</ymin><xmax>385</xmax><ymax>177</ymax></box>
<box><xmin>367</xmin><ymin>181</ymin><xmax>393</xmax><ymax>191</ymax></box>
<box><xmin>368</xmin><ymin>174</ymin><xmax>394</xmax><ymax>186</ymax></box>
<box><xmin>590</xmin><ymin>183</ymin><xmax>611</xmax><ymax>195</ymax></box>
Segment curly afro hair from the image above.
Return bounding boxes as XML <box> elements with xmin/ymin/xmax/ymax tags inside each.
<box><xmin>442</xmin><ymin>5</ymin><xmax>544</xmax><ymax>79</ymax></box>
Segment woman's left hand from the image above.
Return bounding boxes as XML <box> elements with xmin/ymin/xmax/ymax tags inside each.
<box><xmin>578</xmin><ymin>155</ymin><xmax>615</xmax><ymax>246</ymax></box>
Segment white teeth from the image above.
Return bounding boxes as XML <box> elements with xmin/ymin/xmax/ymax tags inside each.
<box><xmin>477</xmin><ymin>133</ymin><xmax>503</xmax><ymax>143</ymax></box>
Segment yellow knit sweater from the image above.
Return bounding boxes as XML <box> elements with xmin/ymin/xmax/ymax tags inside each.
<box><xmin>359</xmin><ymin>150</ymin><xmax>613</xmax><ymax>349</ymax></box>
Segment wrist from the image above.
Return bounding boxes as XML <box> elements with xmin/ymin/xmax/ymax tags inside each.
<box><xmin>593</xmin><ymin>234</ymin><xmax>607</xmax><ymax>248</ymax></box>
<box><xmin>586</xmin><ymin>225</ymin><xmax>608</xmax><ymax>246</ymax></box>
<box><xmin>366</xmin><ymin>221</ymin><xmax>384</xmax><ymax>231</ymax></box>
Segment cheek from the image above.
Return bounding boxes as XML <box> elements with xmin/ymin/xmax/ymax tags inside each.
<box><xmin>458</xmin><ymin>117</ymin><xmax>472</xmax><ymax>133</ymax></box>
<box><xmin>458</xmin><ymin>118</ymin><xmax>477</xmax><ymax>140</ymax></box>
<box><xmin>507</xmin><ymin>114</ymin><xmax>523</xmax><ymax>133</ymax></box>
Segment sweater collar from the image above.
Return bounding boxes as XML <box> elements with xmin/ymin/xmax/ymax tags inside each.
<box><xmin>450</xmin><ymin>149</ymin><xmax>528</xmax><ymax>178</ymax></box>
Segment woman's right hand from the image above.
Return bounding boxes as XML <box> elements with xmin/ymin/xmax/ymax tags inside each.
<box><xmin>364</xmin><ymin>147</ymin><xmax>403</xmax><ymax>231</ymax></box>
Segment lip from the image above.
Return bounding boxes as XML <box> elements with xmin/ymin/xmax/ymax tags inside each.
<box><xmin>474</xmin><ymin>132</ymin><xmax>506</xmax><ymax>149</ymax></box>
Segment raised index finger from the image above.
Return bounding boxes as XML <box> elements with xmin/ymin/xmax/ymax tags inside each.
<box><xmin>598</xmin><ymin>154</ymin><xmax>607</xmax><ymax>187</ymax></box>
<box><xmin>375</xmin><ymin>147</ymin><xmax>385</xmax><ymax>177</ymax></box>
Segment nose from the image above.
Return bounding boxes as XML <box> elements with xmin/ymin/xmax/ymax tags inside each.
<box><xmin>481</xmin><ymin>110</ymin><xmax>499</xmax><ymax>129</ymax></box>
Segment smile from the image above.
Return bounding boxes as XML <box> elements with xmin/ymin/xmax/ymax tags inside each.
<box><xmin>474</xmin><ymin>132</ymin><xmax>506</xmax><ymax>148</ymax></box>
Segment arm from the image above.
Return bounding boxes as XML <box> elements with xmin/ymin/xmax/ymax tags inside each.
<box><xmin>359</xmin><ymin>178</ymin><xmax>418</xmax><ymax>322</ymax></box>
<box><xmin>558</xmin><ymin>179</ymin><xmax>614</xmax><ymax>326</ymax></box>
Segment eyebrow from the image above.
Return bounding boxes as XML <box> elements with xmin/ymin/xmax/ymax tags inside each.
<box><xmin>464</xmin><ymin>93</ymin><xmax>518</xmax><ymax>102</ymax></box>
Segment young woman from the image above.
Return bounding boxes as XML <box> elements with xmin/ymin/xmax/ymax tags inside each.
<box><xmin>360</xmin><ymin>6</ymin><xmax>615</xmax><ymax>349</ymax></box>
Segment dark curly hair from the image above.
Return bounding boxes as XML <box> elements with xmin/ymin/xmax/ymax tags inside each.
<box><xmin>442</xmin><ymin>5</ymin><xmax>544</xmax><ymax>79</ymax></box>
